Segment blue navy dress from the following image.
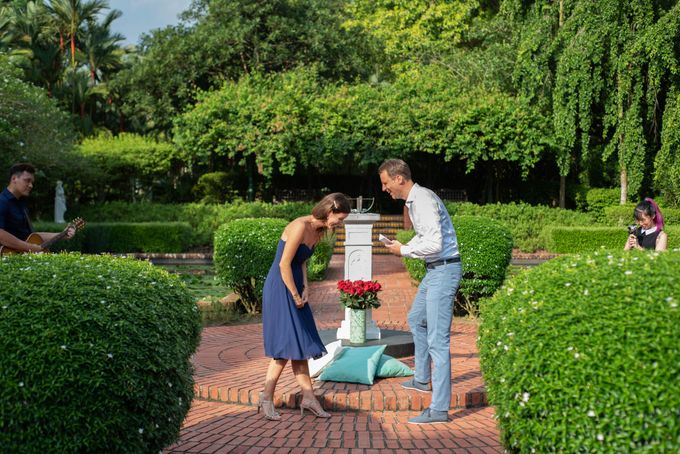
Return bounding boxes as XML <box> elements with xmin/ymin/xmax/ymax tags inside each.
<box><xmin>262</xmin><ymin>240</ymin><xmax>327</xmax><ymax>360</ymax></box>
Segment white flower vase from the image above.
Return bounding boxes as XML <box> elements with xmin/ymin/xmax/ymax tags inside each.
<box><xmin>349</xmin><ymin>308</ymin><xmax>366</xmax><ymax>344</ymax></box>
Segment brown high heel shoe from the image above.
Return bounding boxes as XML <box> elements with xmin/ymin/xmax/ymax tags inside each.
<box><xmin>300</xmin><ymin>397</ymin><xmax>331</xmax><ymax>418</ymax></box>
<box><xmin>258</xmin><ymin>392</ymin><xmax>281</xmax><ymax>421</ymax></box>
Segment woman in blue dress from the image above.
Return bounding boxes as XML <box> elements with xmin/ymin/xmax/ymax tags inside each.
<box><xmin>258</xmin><ymin>193</ymin><xmax>350</xmax><ymax>420</ymax></box>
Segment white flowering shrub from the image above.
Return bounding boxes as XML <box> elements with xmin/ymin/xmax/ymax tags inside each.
<box><xmin>479</xmin><ymin>250</ymin><xmax>680</xmax><ymax>452</ymax></box>
<box><xmin>544</xmin><ymin>225</ymin><xmax>680</xmax><ymax>253</ymax></box>
<box><xmin>397</xmin><ymin>215</ymin><xmax>513</xmax><ymax>315</ymax></box>
<box><xmin>214</xmin><ymin>218</ymin><xmax>288</xmax><ymax>314</ymax></box>
<box><xmin>0</xmin><ymin>253</ymin><xmax>201</xmax><ymax>452</ymax></box>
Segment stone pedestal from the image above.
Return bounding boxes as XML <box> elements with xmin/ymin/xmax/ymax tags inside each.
<box><xmin>336</xmin><ymin>213</ymin><xmax>381</xmax><ymax>340</ymax></box>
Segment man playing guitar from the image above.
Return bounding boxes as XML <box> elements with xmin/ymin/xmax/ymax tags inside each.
<box><xmin>0</xmin><ymin>163</ymin><xmax>76</xmax><ymax>253</ymax></box>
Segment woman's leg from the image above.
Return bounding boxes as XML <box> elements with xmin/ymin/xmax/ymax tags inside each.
<box><xmin>263</xmin><ymin>358</ymin><xmax>288</xmax><ymax>399</ymax></box>
<box><xmin>290</xmin><ymin>360</ymin><xmax>315</xmax><ymax>400</ymax></box>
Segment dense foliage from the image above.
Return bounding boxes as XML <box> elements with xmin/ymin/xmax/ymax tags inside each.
<box><xmin>0</xmin><ymin>253</ymin><xmax>201</xmax><ymax>453</ymax></box>
<box><xmin>396</xmin><ymin>215</ymin><xmax>513</xmax><ymax>315</ymax></box>
<box><xmin>69</xmin><ymin>200</ymin><xmax>314</xmax><ymax>247</ymax></box>
<box><xmin>213</xmin><ymin>218</ymin><xmax>289</xmax><ymax>314</ymax></box>
<box><xmin>0</xmin><ymin>56</ymin><xmax>76</xmax><ymax>209</ymax></box>
<box><xmin>479</xmin><ymin>251</ymin><xmax>680</xmax><ymax>452</ymax></box>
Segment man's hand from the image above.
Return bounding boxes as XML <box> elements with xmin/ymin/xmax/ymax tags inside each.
<box><xmin>302</xmin><ymin>286</ymin><xmax>310</xmax><ymax>304</ymax></box>
<box><xmin>385</xmin><ymin>240</ymin><xmax>403</xmax><ymax>256</ymax></box>
<box><xmin>28</xmin><ymin>243</ymin><xmax>43</xmax><ymax>253</ymax></box>
<box><xmin>65</xmin><ymin>225</ymin><xmax>76</xmax><ymax>239</ymax></box>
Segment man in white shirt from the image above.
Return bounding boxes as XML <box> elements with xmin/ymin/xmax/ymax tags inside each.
<box><xmin>378</xmin><ymin>159</ymin><xmax>462</xmax><ymax>424</ymax></box>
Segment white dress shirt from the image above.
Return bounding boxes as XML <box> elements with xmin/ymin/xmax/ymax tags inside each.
<box><xmin>400</xmin><ymin>183</ymin><xmax>459</xmax><ymax>262</ymax></box>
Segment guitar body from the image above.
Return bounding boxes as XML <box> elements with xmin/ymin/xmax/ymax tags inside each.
<box><xmin>0</xmin><ymin>233</ymin><xmax>45</xmax><ymax>256</ymax></box>
<box><xmin>0</xmin><ymin>218</ymin><xmax>84</xmax><ymax>257</ymax></box>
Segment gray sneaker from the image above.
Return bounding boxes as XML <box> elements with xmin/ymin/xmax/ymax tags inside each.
<box><xmin>400</xmin><ymin>379</ymin><xmax>431</xmax><ymax>393</ymax></box>
<box><xmin>407</xmin><ymin>408</ymin><xmax>449</xmax><ymax>425</ymax></box>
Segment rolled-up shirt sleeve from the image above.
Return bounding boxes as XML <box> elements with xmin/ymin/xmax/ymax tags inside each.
<box><xmin>400</xmin><ymin>194</ymin><xmax>444</xmax><ymax>259</ymax></box>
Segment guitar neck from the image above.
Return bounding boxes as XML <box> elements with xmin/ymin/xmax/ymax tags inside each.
<box><xmin>40</xmin><ymin>229</ymin><xmax>68</xmax><ymax>250</ymax></box>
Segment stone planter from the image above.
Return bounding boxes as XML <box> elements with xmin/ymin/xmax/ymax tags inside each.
<box><xmin>349</xmin><ymin>308</ymin><xmax>366</xmax><ymax>344</ymax></box>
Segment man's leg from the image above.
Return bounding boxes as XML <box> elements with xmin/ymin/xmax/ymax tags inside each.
<box><xmin>425</xmin><ymin>262</ymin><xmax>462</xmax><ymax>413</ymax></box>
<box><xmin>407</xmin><ymin>273</ymin><xmax>431</xmax><ymax>385</ymax></box>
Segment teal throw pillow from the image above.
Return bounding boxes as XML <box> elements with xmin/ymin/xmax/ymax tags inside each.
<box><xmin>375</xmin><ymin>354</ymin><xmax>414</xmax><ymax>378</ymax></box>
<box><xmin>318</xmin><ymin>345</ymin><xmax>386</xmax><ymax>385</ymax></box>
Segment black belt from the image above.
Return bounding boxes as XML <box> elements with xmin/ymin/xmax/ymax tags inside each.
<box><xmin>426</xmin><ymin>256</ymin><xmax>461</xmax><ymax>269</ymax></box>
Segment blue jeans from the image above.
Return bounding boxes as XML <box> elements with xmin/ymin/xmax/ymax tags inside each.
<box><xmin>408</xmin><ymin>261</ymin><xmax>462</xmax><ymax>412</ymax></box>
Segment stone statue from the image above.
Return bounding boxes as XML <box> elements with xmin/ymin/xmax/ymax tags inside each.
<box><xmin>54</xmin><ymin>180</ymin><xmax>66</xmax><ymax>223</ymax></box>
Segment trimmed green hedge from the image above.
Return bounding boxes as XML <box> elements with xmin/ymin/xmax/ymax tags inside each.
<box><xmin>0</xmin><ymin>253</ymin><xmax>201</xmax><ymax>452</ymax></box>
<box><xmin>396</xmin><ymin>215</ymin><xmax>513</xmax><ymax>315</ymax></box>
<box><xmin>479</xmin><ymin>251</ymin><xmax>680</xmax><ymax>452</ymax></box>
<box><xmin>214</xmin><ymin>218</ymin><xmax>289</xmax><ymax>314</ymax></box>
<box><xmin>34</xmin><ymin>222</ymin><xmax>192</xmax><ymax>253</ymax></box>
<box><xmin>445</xmin><ymin>202</ymin><xmax>594</xmax><ymax>252</ymax></box>
<box><xmin>68</xmin><ymin>200</ymin><xmax>314</xmax><ymax>246</ymax></box>
<box><xmin>214</xmin><ymin>218</ymin><xmax>335</xmax><ymax>313</ymax></box>
<box><xmin>603</xmin><ymin>204</ymin><xmax>680</xmax><ymax>227</ymax></box>
<box><xmin>544</xmin><ymin>226</ymin><xmax>680</xmax><ymax>253</ymax></box>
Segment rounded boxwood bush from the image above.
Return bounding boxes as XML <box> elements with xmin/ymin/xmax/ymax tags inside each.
<box><xmin>479</xmin><ymin>251</ymin><xmax>680</xmax><ymax>452</ymax></box>
<box><xmin>0</xmin><ymin>253</ymin><xmax>201</xmax><ymax>453</ymax></box>
<box><xmin>396</xmin><ymin>215</ymin><xmax>513</xmax><ymax>315</ymax></box>
<box><xmin>214</xmin><ymin>218</ymin><xmax>288</xmax><ymax>314</ymax></box>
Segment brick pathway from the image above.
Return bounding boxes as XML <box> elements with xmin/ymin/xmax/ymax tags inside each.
<box><xmin>166</xmin><ymin>255</ymin><xmax>502</xmax><ymax>453</ymax></box>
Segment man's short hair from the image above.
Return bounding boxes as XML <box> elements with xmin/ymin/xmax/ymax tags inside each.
<box><xmin>9</xmin><ymin>163</ymin><xmax>35</xmax><ymax>180</ymax></box>
<box><xmin>378</xmin><ymin>159</ymin><xmax>411</xmax><ymax>180</ymax></box>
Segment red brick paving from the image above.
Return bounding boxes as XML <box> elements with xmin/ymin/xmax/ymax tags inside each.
<box><xmin>166</xmin><ymin>255</ymin><xmax>502</xmax><ymax>453</ymax></box>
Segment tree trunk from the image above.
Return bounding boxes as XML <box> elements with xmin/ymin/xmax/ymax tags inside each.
<box><xmin>559</xmin><ymin>176</ymin><xmax>566</xmax><ymax>208</ymax></box>
<box><xmin>620</xmin><ymin>167</ymin><xmax>628</xmax><ymax>205</ymax></box>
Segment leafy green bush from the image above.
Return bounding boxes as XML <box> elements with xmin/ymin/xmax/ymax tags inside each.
<box><xmin>192</xmin><ymin>171</ymin><xmax>241</xmax><ymax>203</ymax></box>
<box><xmin>445</xmin><ymin>202</ymin><xmax>594</xmax><ymax>251</ymax></box>
<box><xmin>307</xmin><ymin>232</ymin><xmax>335</xmax><ymax>281</ymax></box>
<box><xmin>544</xmin><ymin>226</ymin><xmax>680</xmax><ymax>253</ymax></box>
<box><xmin>603</xmin><ymin>204</ymin><xmax>680</xmax><ymax>227</ymax></box>
<box><xmin>0</xmin><ymin>254</ymin><xmax>201</xmax><ymax>452</ymax></box>
<box><xmin>584</xmin><ymin>187</ymin><xmax>621</xmax><ymax>216</ymax></box>
<box><xmin>479</xmin><ymin>251</ymin><xmax>680</xmax><ymax>452</ymax></box>
<box><xmin>396</xmin><ymin>215</ymin><xmax>513</xmax><ymax>315</ymax></box>
<box><xmin>35</xmin><ymin>222</ymin><xmax>192</xmax><ymax>253</ymax></box>
<box><xmin>214</xmin><ymin>218</ymin><xmax>288</xmax><ymax>314</ymax></box>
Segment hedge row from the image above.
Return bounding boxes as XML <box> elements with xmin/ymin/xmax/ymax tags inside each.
<box><xmin>396</xmin><ymin>215</ymin><xmax>513</xmax><ymax>315</ymax></box>
<box><xmin>68</xmin><ymin>200</ymin><xmax>314</xmax><ymax>246</ymax></box>
<box><xmin>35</xmin><ymin>222</ymin><xmax>192</xmax><ymax>253</ymax></box>
<box><xmin>479</xmin><ymin>251</ymin><xmax>680</xmax><ymax>452</ymax></box>
<box><xmin>0</xmin><ymin>254</ymin><xmax>201</xmax><ymax>452</ymax></box>
<box><xmin>445</xmin><ymin>202</ymin><xmax>595</xmax><ymax>252</ymax></box>
<box><xmin>543</xmin><ymin>225</ymin><xmax>680</xmax><ymax>253</ymax></box>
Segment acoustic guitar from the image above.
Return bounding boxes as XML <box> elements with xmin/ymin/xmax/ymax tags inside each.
<box><xmin>0</xmin><ymin>217</ymin><xmax>85</xmax><ymax>256</ymax></box>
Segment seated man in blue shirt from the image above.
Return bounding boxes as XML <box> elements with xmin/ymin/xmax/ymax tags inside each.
<box><xmin>0</xmin><ymin>163</ymin><xmax>74</xmax><ymax>253</ymax></box>
<box><xmin>379</xmin><ymin>159</ymin><xmax>463</xmax><ymax>425</ymax></box>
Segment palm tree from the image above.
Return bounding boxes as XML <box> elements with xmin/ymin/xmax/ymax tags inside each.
<box><xmin>45</xmin><ymin>0</ymin><xmax>108</xmax><ymax>69</ymax></box>
<box><xmin>82</xmin><ymin>9</ymin><xmax>124</xmax><ymax>83</ymax></box>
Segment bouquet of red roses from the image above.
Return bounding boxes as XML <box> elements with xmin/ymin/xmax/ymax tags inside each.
<box><xmin>336</xmin><ymin>279</ymin><xmax>382</xmax><ymax>310</ymax></box>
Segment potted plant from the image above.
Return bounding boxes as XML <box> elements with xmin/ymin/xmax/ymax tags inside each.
<box><xmin>337</xmin><ymin>279</ymin><xmax>382</xmax><ymax>344</ymax></box>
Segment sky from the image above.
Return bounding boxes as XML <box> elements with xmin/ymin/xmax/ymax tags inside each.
<box><xmin>107</xmin><ymin>0</ymin><xmax>193</xmax><ymax>46</ymax></box>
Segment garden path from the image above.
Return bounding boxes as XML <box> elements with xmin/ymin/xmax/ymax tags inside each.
<box><xmin>165</xmin><ymin>255</ymin><xmax>502</xmax><ymax>453</ymax></box>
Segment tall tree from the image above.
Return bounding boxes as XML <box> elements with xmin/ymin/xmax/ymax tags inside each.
<box><xmin>45</xmin><ymin>0</ymin><xmax>108</xmax><ymax>69</ymax></box>
<box><xmin>506</xmin><ymin>0</ymin><xmax>680</xmax><ymax>206</ymax></box>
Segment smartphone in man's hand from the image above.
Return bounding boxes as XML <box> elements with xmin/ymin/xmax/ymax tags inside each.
<box><xmin>378</xmin><ymin>233</ymin><xmax>393</xmax><ymax>245</ymax></box>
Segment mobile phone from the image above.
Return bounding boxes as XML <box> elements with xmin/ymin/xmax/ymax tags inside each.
<box><xmin>378</xmin><ymin>233</ymin><xmax>393</xmax><ymax>244</ymax></box>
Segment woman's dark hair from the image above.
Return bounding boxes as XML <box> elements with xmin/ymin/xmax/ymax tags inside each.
<box><xmin>311</xmin><ymin>193</ymin><xmax>351</xmax><ymax>221</ymax></box>
<box><xmin>634</xmin><ymin>198</ymin><xmax>664</xmax><ymax>231</ymax></box>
